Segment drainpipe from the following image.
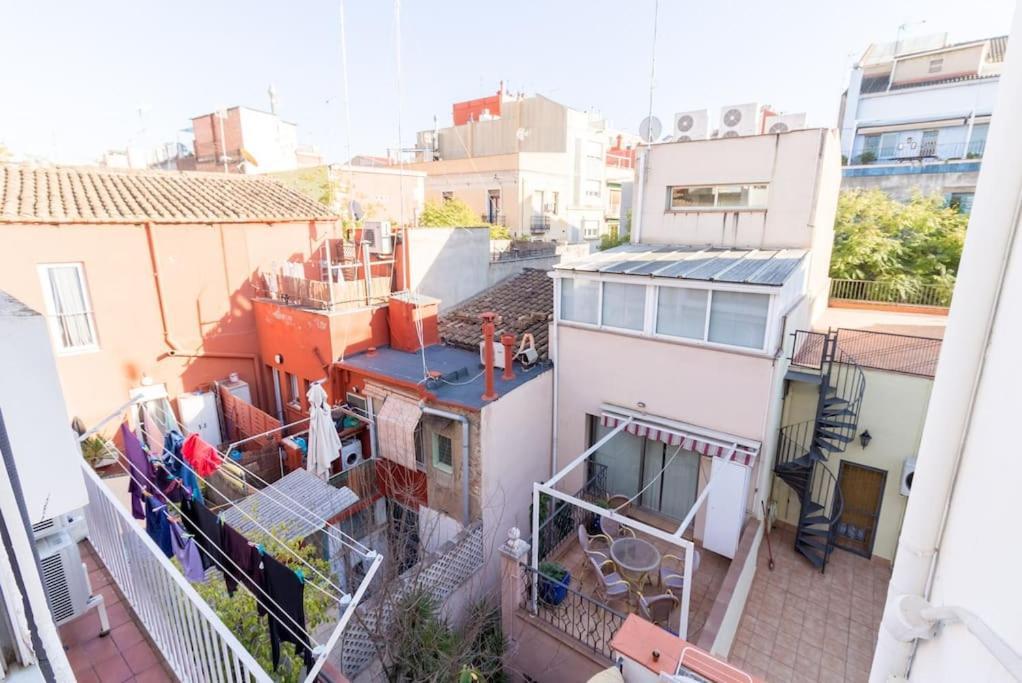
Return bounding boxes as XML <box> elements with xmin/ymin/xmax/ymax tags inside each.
<box><xmin>549</xmin><ymin>275</ymin><xmax>560</xmax><ymax>478</ymax></box>
<box><xmin>501</xmin><ymin>334</ymin><xmax>515</xmax><ymax>381</ymax></box>
<box><xmin>871</xmin><ymin>11</ymin><xmax>1022</xmax><ymax>679</ymax></box>
<box><xmin>632</xmin><ymin>146</ymin><xmax>647</xmax><ymax>243</ymax></box>
<box><xmin>420</xmin><ymin>403</ymin><xmax>471</xmax><ymax>525</ymax></box>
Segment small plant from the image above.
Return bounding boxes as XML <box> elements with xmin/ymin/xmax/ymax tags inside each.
<box><xmin>80</xmin><ymin>436</ymin><xmax>109</xmax><ymax>467</ymax></box>
<box><xmin>537</xmin><ymin>561</ymin><xmax>571</xmax><ymax>606</ymax></box>
<box><xmin>858</xmin><ymin>150</ymin><xmax>877</xmax><ymax>164</ymax></box>
<box><xmin>539</xmin><ymin>561</ymin><xmax>568</xmax><ymax>583</ymax></box>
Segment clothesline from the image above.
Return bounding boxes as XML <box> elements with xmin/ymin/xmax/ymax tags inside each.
<box><xmin>130</xmin><ymin>422</ymin><xmax>349</xmax><ymax>604</ymax></box>
<box><xmin>138</xmin><ymin>410</ymin><xmax>371</xmax><ymax>558</ymax></box>
<box><xmin>103</xmin><ymin>444</ymin><xmax>320</xmax><ymax>653</ymax></box>
<box><xmin>137</xmin><ymin>419</ymin><xmax>369</xmax><ymax>559</ymax></box>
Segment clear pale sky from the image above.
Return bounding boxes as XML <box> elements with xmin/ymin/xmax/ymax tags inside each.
<box><xmin>0</xmin><ymin>0</ymin><xmax>1015</xmax><ymax>164</ymax></box>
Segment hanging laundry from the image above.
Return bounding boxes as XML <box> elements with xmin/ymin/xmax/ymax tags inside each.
<box><xmin>181</xmin><ymin>433</ymin><xmax>223</xmax><ymax>478</ymax></box>
<box><xmin>163</xmin><ymin>430</ymin><xmax>185</xmax><ymax>476</ymax></box>
<box><xmin>121</xmin><ymin>423</ymin><xmax>154</xmax><ymax>520</ymax></box>
<box><xmin>169</xmin><ymin>520</ymin><xmax>206</xmax><ymax>583</ymax></box>
<box><xmin>154</xmin><ymin>466</ymin><xmax>185</xmax><ymax>504</ymax></box>
<box><xmin>261</xmin><ymin>553</ymin><xmax>313</xmax><ymax>672</ymax></box>
<box><xmin>144</xmin><ymin>497</ymin><xmax>173</xmax><ymax>558</ymax></box>
<box><xmin>219</xmin><ymin>523</ymin><xmax>263</xmax><ymax>597</ymax></box>
<box><xmin>142</xmin><ymin>406</ymin><xmax>164</xmax><ymax>456</ymax></box>
<box><xmin>192</xmin><ymin>501</ymin><xmax>227</xmax><ymax>572</ymax></box>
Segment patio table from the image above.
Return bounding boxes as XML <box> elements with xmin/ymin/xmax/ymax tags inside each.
<box><xmin>610</xmin><ymin>537</ymin><xmax>661</xmax><ymax>589</ymax></box>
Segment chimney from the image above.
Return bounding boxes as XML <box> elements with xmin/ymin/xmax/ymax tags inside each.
<box><xmin>501</xmin><ymin>334</ymin><xmax>516</xmax><ymax>381</ymax></box>
<box><xmin>480</xmin><ymin>312</ymin><xmax>498</xmax><ymax>401</ymax></box>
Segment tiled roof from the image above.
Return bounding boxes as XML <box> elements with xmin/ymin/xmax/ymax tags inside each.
<box><xmin>0</xmin><ymin>164</ymin><xmax>337</xmax><ymax>224</ymax></box>
<box><xmin>438</xmin><ymin>268</ymin><xmax>553</xmax><ymax>359</ymax></box>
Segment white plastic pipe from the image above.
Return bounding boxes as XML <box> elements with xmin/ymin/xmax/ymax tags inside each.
<box><xmin>872</xmin><ymin>13</ymin><xmax>1022</xmax><ymax>681</ymax></box>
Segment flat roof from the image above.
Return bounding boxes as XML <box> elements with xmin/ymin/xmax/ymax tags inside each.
<box><xmin>340</xmin><ymin>344</ymin><xmax>550</xmax><ymax>411</ymax></box>
<box><xmin>554</xmin><ymin>244</ymin><xmax>807</xmax><ymax>287</ymax></box>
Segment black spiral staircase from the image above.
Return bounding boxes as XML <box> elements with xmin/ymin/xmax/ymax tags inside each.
<box><xmin>774</xmin><ymin>330</ymin><xmax>866</xmax><ymax>572</ymax></box>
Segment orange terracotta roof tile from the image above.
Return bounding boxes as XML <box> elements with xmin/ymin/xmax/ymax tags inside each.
<box><xmin>0</xmin><ymin>164</ymin><xmax>337</xmax><ymax>224</ymax></box>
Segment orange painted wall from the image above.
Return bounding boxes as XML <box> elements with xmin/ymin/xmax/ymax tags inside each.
<box><xmin>0</xmin><ymin>219</ymin><xmax>337</xmax><ymax>432</ymax></box>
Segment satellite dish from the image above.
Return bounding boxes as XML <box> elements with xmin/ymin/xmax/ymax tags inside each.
<box><xmin>639</xmin><ymin>116</ymin><xmax>663</xmax><ymax>143</ymax></box>
<box><xmin>349</xmin><ymin>200</ymin><xmax>364</xmax><ymax>221</ymax></box>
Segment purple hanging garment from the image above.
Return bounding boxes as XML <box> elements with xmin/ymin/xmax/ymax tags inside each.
<box><xmin>120</xmin><ymin>423</ymin><xmax>154</xmax><ymax>520</ymax></box>
<box><xmin>169</xmin><ymin>520</ymin><xmax>207</xmax><ymax>583</ymax></box>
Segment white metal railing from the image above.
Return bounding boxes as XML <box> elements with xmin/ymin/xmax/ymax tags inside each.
<box><xmin>80</xmin><ymin>462</ymin><xmax>273</xmax><ymax>683</ymax></box>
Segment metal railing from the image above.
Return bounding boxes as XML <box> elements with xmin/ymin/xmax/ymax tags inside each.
<box><xmin>830</xmin><ymin>279</ymin><xmax>954</xmax><ymax>308</ymax></box>
<box><xmin>480</xmin><ymin>213</ymin><xmax>507</xmax><ymax>227</ymax></box>
<box><xmin>835</xmin><ymin>328</ymin><xmax>943</xmax><ymax>378</ymax></box>
<box><xmin>489</xmin><ymin>241</ymin><xmax>558</xmax><ymax>263</ymax></box>
<box><xmin>80</xmin><ymin>462</ymin><xmax>272</xmax><ymax>683</ymax></box>
<box><xmin>847</xmin><ymin>139</ymin><xmax>986</xmax><ymax>165</ymax></box>
<box><xmin>535</xmin><ymin>463</ymin><xmax>608</xmax><ymax>562</ymax></box>
<box><xmin>519</xmin><ymin>563</ymin><xmax>626</xmax><ymax>660</ymax></box>
<box><xmin>789</xmin><ymin>330</ymin><xmax>828</xmax><ymax>371</ymax></box>
<box><xmin>530</xmin><ymin>216</ymin><xmax>551</xmax><ymax>234</ymax></box>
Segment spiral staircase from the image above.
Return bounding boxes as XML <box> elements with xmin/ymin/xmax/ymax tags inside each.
<box><xmin>774</xmin><ymin>330</ymin><xmax>866</xmax><ymax>572</ymax></box>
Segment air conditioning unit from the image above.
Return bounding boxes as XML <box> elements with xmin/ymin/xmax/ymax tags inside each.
<box><xmin>900</xmin><ymin>457</ymin><xmax>917</xmax><ymax>496</ymax></box>
<box><xmin>338</xmin><ymin>438</ymin><xmax>369</xmax><ymax>472</ymax></box>
<box><xmin>718</xmin><ymin>103</ymin><xmax>759</xmax><ymax>138</ymax></box>
<box><xmin>36</xmin><ymin>531</ymin><xmax>109</xmax><ymax>632</ymax></box>
<box><xmin>219</xmin><ymin>374</ymin><xmax>252</xmax><ymax>404</ymax></box>
<box><xmin>32</xmin><ymin>510</ymin><xmax>87</xmax><ymax>543</ymax></box>
<box><xmin>764</xmin><ymin>113</ymin><xmax>807</xmax><ymax>134</ymax></box>
<box><xmin>673</xmin><ymin>110</ymin><xmax>709</xmax><ymax>142</ymax></box>
<box><xmin>480</xmin><ymin>340</ymin><xmax>508</xmax><ymax>369</ymax></box>
<box><xmin>362</xmin><ymin>221</ymin><xmax>394</xmax><ymax>255</ymax></box>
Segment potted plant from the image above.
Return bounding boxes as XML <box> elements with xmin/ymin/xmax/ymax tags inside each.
<box><xmin>538</xmin><ymin>561</ymin><xmax>571</xmax><ymax>606</ymax></box>
<box><xmin>587</xmin><ymin>499</ymin><xmax>610</xmax><ymax>535</ymax></box>
<box><xmin>81</xmin><ymin>436</ymin><xmax>117</xmax><ymax>469</ymax></box>
<box><xmin>858</xmin><ymin>150</ymin><xmax>877</xmax><ymax>164</ymax></box>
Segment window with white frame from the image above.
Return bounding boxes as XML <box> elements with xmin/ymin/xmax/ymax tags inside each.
<box><xmin>432</xmin><ymin>432</ymin><xmax>453</xmax><ymax>473</ymax></box>
<box><xmin>707</xmin><ymin>291</ymin><xmax>769</xmax><ymax>349</ymax></box>
<box><xmin>585</xmin><ymin>179</ymin><xmax>602</xmax><ymax>199</ymax></box>
<box><xmin>667</xmin><ymin>184</ymin><xmax>768</xmax><ymax>210</ymax></box>
<box><xmin>287</xmin><ymin>373</ymin><xmax>300</xmax><ymax>406</ymax></box>
<box><xmin>656</xmin><ymin>287</ymin><xmax>707</xmax><ymax>339</ymax></box>
<box><xmin>560</xmin><ymin>278</ymin><xmax>600</xmax><ymax>324</ymax></box>
<box><xmin>601</xmin><ymin>282</ymin><xmax>645</xmax><ymax>330</ymax></box>
<box><xmin>928</xmin><ymin>57</ymin><xmax>944</xmax><ymax>74</ymax></box>
<box><xmin>582</xmin><ymin>219</ymin><xmax>600</xmax><ymax>240</ymax></box>
<box><xmin>38</xmin><ymin>263</ymin><xmax>98</xmax><ymax>352</ymax></box>
<box><xmin>585</xmin><ymin>140</ymin><xmax>603</xmax><ymax>160</ymax></box>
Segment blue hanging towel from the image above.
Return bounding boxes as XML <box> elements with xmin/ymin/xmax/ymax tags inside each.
<box><xmin>180</xmin><ymin>464</ymin><xmax>204</xmax><ymax>505</ymax></box>
<box><xmin>144</xmin><ymin>498</ymin><xmax>174</xmax><ymax>559</ymax></box>
<box><xmin>163</xmin><ymin>430</ymin><xmax>185</xmax><ymax>476</ymax></box>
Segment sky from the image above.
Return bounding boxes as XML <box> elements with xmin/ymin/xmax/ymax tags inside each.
<box><xmin>0</xmin><ymin>0</ymin><xmax>1016</xmax><ymax>165</ymax></box>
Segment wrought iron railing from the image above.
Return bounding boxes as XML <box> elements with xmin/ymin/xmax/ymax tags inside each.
<box><xmin>80</xmin><ymin>462</ymin><xmax>272</xmax><ymax>682</ymax></box>
<box><xmin>530</xmin><ymin>216</ymin><xmax>551</xmax><ymax>233</ymax></box>
<box><xmin>535</xmin><ymin>463</ymin><xmax>608</xmax><ymax>562</ymax></box>
<box><xmin>789</xmin><ymin>330</ymin><xmax>828</xmax><ymax>371</ymax></box>
<box><xmin>519</xmin><ymin>563</ymin><xmax>626</xmax><ymax>660</ymax></box>
<box><xmin>834</xmin><ymin>328</ymin><xmax>943</xmax><ymax>378</ymax></box>
<box><xmin>830</xmin><ymin>279</ymin><xmax>953</xmax><ymax>308</ymax></box>
<box><xmin>847</xmin><ymin>139</ymin><xmax>986</xmax><ymax>165</ymax></box>
<box><xmin>489</xmin><ymin>241</ymin><xmax>558</xmax><ymax>263</ymax></box>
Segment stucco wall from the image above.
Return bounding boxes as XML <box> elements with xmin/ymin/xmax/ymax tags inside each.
<box><xmin>841</xmin><ymin>168</ymin><xmax>981</xmax><ymax>199</ymax></box>
<box><xmin>773</xmin><ymin>368</ymin><xmax>933</xmax><ymax>561</ymax></box>
<box><xmin>406</xmin><ymin>227</ymin><xmax>491</xmax><ymax>310</ymax></box>
<box><xmin>0</xmin><ymin>219</ymin><xmax>337</xmax><ymax>430</ymax></box>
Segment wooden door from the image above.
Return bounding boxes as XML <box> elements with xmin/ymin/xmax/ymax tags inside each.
<box><xmin>835</xmin><ymin>461</ymin><xmax>886</xmax><ymax>558</ymax></box>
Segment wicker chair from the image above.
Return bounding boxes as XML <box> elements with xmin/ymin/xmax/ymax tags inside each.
<box><xmin>660</xmin><ymin>550</ymin><xmax>702</xmax><ymax>592</ymax></box>
<box><xmin>600</xmin><ymin>516</ymin><xmax>636</xmax><ymax>539</ymax></box>
<box><xmin>587</xmin><ymin>553</ymin><xmax>632</xmax><ymax>605</ymax></box>
<box><xmin>636</xmin><ymin>591</ymin><xmax>679</xmax><ymax>628</ymax></box>
<box><xmin>577</xmin><ymin>525</ymin><xmax>612</xmax><ymax>557</ymax></box>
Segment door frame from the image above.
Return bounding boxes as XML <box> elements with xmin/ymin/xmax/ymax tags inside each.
<box><xmin>834</xmin><ymin>460</ymin><xmax>887</xmax><ymax>559</ymax></box>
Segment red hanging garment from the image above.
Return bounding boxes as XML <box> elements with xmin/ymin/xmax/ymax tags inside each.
<box><xmin>181</xmin><ymin>433</ymin><xmax>223</xmax><ymax>477</ymax></box>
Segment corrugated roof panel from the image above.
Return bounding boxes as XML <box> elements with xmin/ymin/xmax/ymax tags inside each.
<box><xmin>712</xmin><ymin>250</ymin><xmax>776</xmax><ymax>283</ymax></box>
<box><xmin>746</xmin><ymin>249</ymin><xmax>806</xmax><ymax>285</ymax></box>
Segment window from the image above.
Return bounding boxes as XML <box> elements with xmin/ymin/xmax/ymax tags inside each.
<box><xmin>708</xmin><ymin>291</ymin><xmax>769</xmax><ymax>349</ymax></box>
<box><xmin>287</xmin><ymin>373</ymin><xmax>300</xmax><ymax>405</ymax></box>
<box><xmin>947</xmin><ymin>192</ymin><xmax>975</xmax><ymax>214</ymax></box>
<box><xmin>585</xmin><ymin>179</ymin><xmax>602</xmax><ymax>199</ymax></box>
<box><xmin>668</xmin><ymin>185</ymin><xmax>768</xmax><ymax>210</ymax></box>
<box><xmin>582</xmin><ymin>219</ymin><xmax>600</xmax><ymax>240</ymax></box>
<box><xmin>38</xmin><ymin>263</ymin><xmax>98</xmax><ymax>352</ymax></box>
<box><xmin>585</xmin><ymin>140</ymin><xmax>604</xmax><ymax>160</ymax></box>
<box><xmin>928</xmin><ymin>57</ymin><xmax>944</xmax><ymax>74</ymax></box>
<box><xmin>560</xmin><ymin>278</ymin><xmax>600</xmax><ymax>324</ymax></box>
<box><xmin>968</xmin><ymin>123</ymin><xmax>989</xmax><ymax>158</ymax></box>
<box><xmin>656</xmin><ymin>288</ymin><xmax>708</xmax><ymax>339</ymax></box>
<box><xmin>432</xmin><ymin>432</ymin><xmax>453</xmax><ymax>473</ymax></box>
<box><xmin>414</xmin><ymin>423</ymin><xmax>425</xmax><ymax>470</ymax></box>
<box><xmin>601</xmin><ymin>283</ymin><xmax>645</xmax><ymax>330</ymax></box>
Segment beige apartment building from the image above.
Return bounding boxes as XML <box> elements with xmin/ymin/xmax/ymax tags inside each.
<box><xmin>405</xmin><ymin>91</ymin><xmax>635</xmax><ymax>243</ymax></box>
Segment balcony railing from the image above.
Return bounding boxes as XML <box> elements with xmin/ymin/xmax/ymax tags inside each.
<box><xmin>480</xmin><ymin>212</ymin><xmax>507</xmax><ymax>227</ymax></box>
<box><xmin>530</xmin><ymin>216</ymin><xmax>551</xmax><ymax>234</ymax></box>
<box><xmin>535</xmin><ymin>463</ymin><xmax>607</xmax><ymax>562</ymax></box>
<box><xmin>519</xmin><ymin>563</ymin><xmax>626</xmax><ymax>660</ymax></box>
<box><xmin>847</xmin><ymin>139</ymin><xmax>986</xmax><ymax>166</ymax></box>
<box><xmin>830</xmin><ymin>278</ymin><xmax>953</xmax><ymax>308</ymax></box>
<box><xmin>80</xmin><ymin>462</ymin><xmax>272</xmax><ymax>682</ymax></box>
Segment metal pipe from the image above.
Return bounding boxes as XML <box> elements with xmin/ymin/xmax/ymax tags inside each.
<box><xmin>480</xmin><ymin>312</ymin><xmax>497</xmax><ymax>401</ymax></box>
<box><xmin>420</xmin><ymin>403</ymin><xmax>471</xmax><ymax>525</ymax></box>
<box><xmin>501</xmin><ymin>334</ymin><xmax>515</xmax><ymax>381</ymax></box>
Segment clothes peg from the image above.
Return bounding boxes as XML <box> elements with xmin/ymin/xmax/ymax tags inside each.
<box><xmin>295</xmin><ymin>568</ymin><xmax>305</xmax><ymax>584</ymax></box>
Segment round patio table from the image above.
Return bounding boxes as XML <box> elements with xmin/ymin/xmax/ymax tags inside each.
<box><xmin>610</xmin><ymin>537</ymin><xmax>661</xmax><ymax>589</ymax></box>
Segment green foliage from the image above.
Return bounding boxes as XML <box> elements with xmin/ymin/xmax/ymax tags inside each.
<box><xmin>538</xmin><ymin>561</ymin><xmax>568</xmax><ymax>583</ymax></box>
<box><xmin>80</xmin><ymin>436</ymin><xmax>108</xmax><ymax>466</ymax></box>
<box><xmin>272</xmin><ymin>167</ymin><xmax>336</xmax><ymax>209</ymax></box>
<box><xmin>381</xmin><ymin>589</ymin><xmax>506</xmax><ymax>682</ymax></box>
<box><xmin>598</xmin><ymin>232</ymin><xmax>628</xmax><ymax>251</ymax></box>
<box><xmin>858</xmin><ymin>150</ymin><xmax>876</xmax><ymax>164</ymax></box>
<box><xmin>830</xmin><ymin>190</ymin><xmax>967</xmax><ymax>291</ymax></box>
<box><xmin>489</xmin><ymin>224</ymin><xmax>511</xmax><ymax>240</ymax></box>
<box><xmin>194</xmin><ymin>526</ymin><xmax>333</xmax><ymax>683</ymax></box>
<box><xmin>420</xmin><ymin>198</ymin><xmax>484</xmax><ymax>227</ymax></box>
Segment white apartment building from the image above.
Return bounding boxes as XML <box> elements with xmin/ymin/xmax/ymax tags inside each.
<box><xmin>407</xmin><ymin>91</ymin><xmax>632</xmax><ymax>243</ymax></box>
<box><xmin>839</xmin><ymin>33</ymin><xmax>1005</xmax><ymax>209</ymax></box>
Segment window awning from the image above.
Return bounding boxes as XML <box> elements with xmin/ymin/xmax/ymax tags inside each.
<box><xmin>373</xmin><ymin>391</ymin><xmax>421</xmax><ymax>471</ymax></box>
<box><xmin>600</xmin><ymin>413</ymin><xmax>759</xmax><ymax>467</ymax></box>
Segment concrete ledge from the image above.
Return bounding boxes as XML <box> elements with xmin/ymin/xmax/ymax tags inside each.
<box><xmin>829</xmin><ymin>299</ymin><xmax>950</xmax><ymax>316</ymax></box>
<box><xmin>696</xmin><ymin>517</ymin><xmax>763</xmax><ymax>657</ymax></box>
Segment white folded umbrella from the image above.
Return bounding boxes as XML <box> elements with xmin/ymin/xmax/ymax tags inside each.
<box><xmin>306</xmin><ymin>382</ymin><xmax>341</xmax><ymax>480</ymax></box>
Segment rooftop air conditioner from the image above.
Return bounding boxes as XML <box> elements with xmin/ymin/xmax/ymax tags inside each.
<box><xmin>673</xmin><ymin>110</ymin><xmax>709</xmax><ymax>142</ymax></box>
<box><xmin>764</xmin><ymin>113</ymin><xmax>807</xmax><ymax>134</ymax></box>
<box><xmin>32</xmin><ymin>510</ymin><xmax>87</xmax><ymax>543</ymax></box>
<box><xmin>362</xmin><ymin>221</ymin><xmax>394</xmax><ymax>255</ymax></box>
<box><xmin>718</xmin><ymin>103</ymin><xmax>759</xmax><ymax>138</ymax></box>
<box><xmin>480</xmin><ymin>340</ymin><xmax>508</xmax><ymax>370</ymax></box>
<box><xmin>37</xmin><ymin>531</ymin><xmax>109</xmax><ymax>632</ymax></box>
<box><xmin>900</xmin><ymin>457</ymin><xmax>916</xmax><ymax>496</ymax></box>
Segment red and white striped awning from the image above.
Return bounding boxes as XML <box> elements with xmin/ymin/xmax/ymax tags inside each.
<box><xmin>600</xmin><ymin>414</ymin><xmax>759</xmax><ymax>467</ymax></box>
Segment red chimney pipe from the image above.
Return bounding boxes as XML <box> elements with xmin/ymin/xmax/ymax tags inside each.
<box><xmin>501</xmin><ymin>334</ymin><xmax>516</xmax><ymax>381</ymax></box>
<box><xmin>480</xmin><ymin>312</ymin><xmax>498</xmax><ymax>401</ymax></box>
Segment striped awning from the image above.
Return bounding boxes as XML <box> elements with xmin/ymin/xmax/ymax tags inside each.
<box><xmin>600</xmin><ymin>414</ymin><xmax>759</xmax><ymax>467</ymax></box>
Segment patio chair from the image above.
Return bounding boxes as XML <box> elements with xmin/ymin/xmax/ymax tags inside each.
<box><xmin>607</xmin><ymin>494</ymin><xmax>632</xmax><ymax>514</ymax></box>
<box><xmin>636</xmin><ymin>591</ymin><xmax>680</xmax><ymax>629</ymax></box>
<box><xmin>577</xmin><ymin>525</ymin><xmax>612</xmax><ymax>556</ymax></box>
<box><xmin>600</xmin><ymin>516</ymin><xmax>636</xmax><ymax>539</ymax></box>
<box><xmin>660</xmin><ymin>549</ymin><xmax>702</xmax><ymax>592</ymax></box>
<box><xmin>587</xmin><ymin>553</ymin><xmax>632</xmax><ymax>605</ymax></box>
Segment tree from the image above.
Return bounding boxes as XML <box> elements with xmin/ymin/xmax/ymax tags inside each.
<box><xmin>420</xmin><ymin>198</ymin><xmax>508</xmax><ymax>239</ymax></box>
<box><xmin>830</xmin><ymin>190</ymin><xmax>967</xmax><ymax>292</ymax></box>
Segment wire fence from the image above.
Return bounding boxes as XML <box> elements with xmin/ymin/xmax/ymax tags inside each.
<box><xmin>830</xmin><ymin>279</ymin><xmax>953</xmax><ymax>308</ymax></box>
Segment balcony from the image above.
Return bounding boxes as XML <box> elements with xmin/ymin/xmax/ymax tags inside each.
<box><xmin>480</xmin><ymin>212</ymin><xmax>507</xmax><ymax>227</ymax></box>
<box><xmin>846</xmin><ymin>139</ymin><xmax>986</xmax><ymax>166</ymax></box>
<box><xmin>530</xmin><ymin>216</ymin><xmax>551</xmax><ymax>234</ymax></box>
